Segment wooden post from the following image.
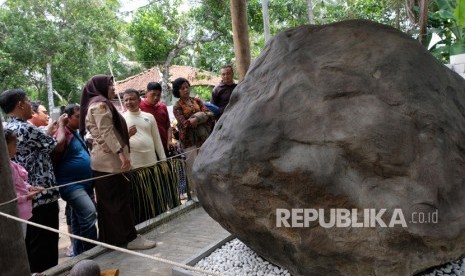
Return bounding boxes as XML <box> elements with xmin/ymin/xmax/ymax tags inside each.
<box><xmin>230</xmin><ymin>0</ymin><xmax>251</xmax><ymax>81</ymax></box>
<box><xmin>0</xmin><ymin>119</ymin><xmax>31</xmax><ymax>275</ymax></box>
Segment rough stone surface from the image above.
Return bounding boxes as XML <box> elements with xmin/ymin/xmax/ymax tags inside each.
<box><xmin>193</xmin><ymin>20</ymin><xmax>465</xmax><ymax>276</ymax></box>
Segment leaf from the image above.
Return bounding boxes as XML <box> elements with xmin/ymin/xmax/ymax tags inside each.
<box><xmin>453</xmin><ymin>0</ymin><xmax>465</xmax><ymax>27</ymax></box>
<box><xmin>436</xmin><ymin>0</ymin><xmax>455</xmax><ymax>14</ymax></box>
<box><xmin>129</xmin><ymin>159</ymin><xmax>183</xmax><ymax>224</ymax></box>
<box><xmin>450</xmin><ymin>41</ymin><xmax>465</xmax><ymax>54</ymax></box>
<box><xmin>0</xmin><ymin>0</ymin><xmax>129</xmax><ymax>104</ymax></box>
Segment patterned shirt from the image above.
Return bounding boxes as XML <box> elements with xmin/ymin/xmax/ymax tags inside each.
<box><xmin>173</xmin><ymin>97</ymin><xmax>214</xmax><ymax>148</ymax></box>
<box><xmin>6</xmin><ymin>117</ymin><xmax>59</xmax><ymax>207</ymax></box>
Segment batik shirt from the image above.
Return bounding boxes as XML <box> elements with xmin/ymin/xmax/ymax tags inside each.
<box><xmin>6</xmin><ymin>117</ymin><xmax>59</xmax><ymax>207</ymax></box>
<box><xmin>173</xmin><ymin>97</ymin><xmax>214</xmax><ymax>148</ymax></box>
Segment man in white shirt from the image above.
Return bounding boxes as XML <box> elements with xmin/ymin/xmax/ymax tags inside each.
<box><xmin>122</xmin><ymin>89</ymin><xmax>166</xmax><ymax>168</ymax></box>
<box><xmin>122</xmin><ymin>88</ymin><xmax>168</xmax><ymax>224</ymax></box>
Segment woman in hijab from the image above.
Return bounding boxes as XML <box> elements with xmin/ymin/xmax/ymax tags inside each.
<box><xmin>80</xmin><ymin>75</ymin><xmax>156</xmax><ymax>250</ymax></box>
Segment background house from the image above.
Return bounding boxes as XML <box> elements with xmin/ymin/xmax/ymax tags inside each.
<box><xmin>112</xmin><ymin>65</ymin><xmax>222</xmax><ymax>114</ymax></box>
<box><xmin>115</xmin><ymin>65</ymin><xmax>221</xmax><ymax>95</ymax></box>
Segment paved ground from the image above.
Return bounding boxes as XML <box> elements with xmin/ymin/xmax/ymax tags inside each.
<box><xmin>50</xmin><ymin>199</ymin><xmax>230</xmax><ymax>275</ymax></box>
<box><xmin>58</xmin><ymin>198</ymin><xmax>73</xmax><ymax>263</ymax></box>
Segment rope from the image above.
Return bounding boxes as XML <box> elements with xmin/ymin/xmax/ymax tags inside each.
<box><xmin>0</xmin><ymin>197</ymin><xmax>19</xmax><ymax>208</ymax></box>
<box><xmin>0</xmin><ymin>147</ymin><xmax>198</xmax><ymax>208</ymax></box>
<box><xmin>0</xmin><ymin>210</ymin><xmax>224</xmax><ymax>276</ymax></box>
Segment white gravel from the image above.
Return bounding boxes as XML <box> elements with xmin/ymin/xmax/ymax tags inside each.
<box><xmin>420</xmin><ymin>258</ymin><xmax>465</xmax><ymax>276</ymax></box>
<box><xmin>195</xmin><ymin>238</ymin><xmax>291</xmax><ymax>276</ymax></box>
<box><xmin>195</xmin><ymin>238</ymin><xmax>465</xmax><ymax>276</ymax></box>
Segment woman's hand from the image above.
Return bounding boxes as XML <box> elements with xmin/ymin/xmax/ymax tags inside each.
<box><xmin>57</xmin><ymin>113</ymin><xmax>69</xmax><ymax>127</ymax></box>
<box><xmin>168</xmin><ymin>141</ymin><xmax>178</xmax><ymax>151</ymax></box>
<box><xmin>26</xmin><ymin>186</ymin><xmax>45</xmax><ymax>200</ymax></box>
<box><xmin>188</xmin><ymin>117</ymin><xmax>199</xmax><ymax>127</ymax></box>
<box><xmin>119</xmin><ymin>152</ymin><xmax>131</xmax><ymax>171</ymax></box>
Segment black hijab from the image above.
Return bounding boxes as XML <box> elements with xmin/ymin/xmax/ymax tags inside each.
<box><xmin>79</xmin><ymin>75</ymin><xmax>130</xmax><ymax>151</ymax></box>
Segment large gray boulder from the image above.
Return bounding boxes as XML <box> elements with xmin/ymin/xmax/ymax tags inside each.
<box><xmin>193</xmin><ymin>20</ymin><xmax>465</xmax><ymax>275</ymax></box>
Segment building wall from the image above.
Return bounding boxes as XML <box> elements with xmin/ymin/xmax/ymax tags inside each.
<box><xmin>447</xmin><ymin>54</ymin><xmax>465</xmax><ymax>79</ymax></box>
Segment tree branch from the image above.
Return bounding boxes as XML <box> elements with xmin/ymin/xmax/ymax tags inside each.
<box><xmin>160</xmin><ymin>31</ymin><xmax>221</xmax><ymax>104</ymax></box>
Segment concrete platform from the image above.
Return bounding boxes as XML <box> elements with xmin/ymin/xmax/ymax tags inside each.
<box><xmin>44</xmin><ymin>200</ymin><xmax>230</xmax><ymax>275</ymax></box>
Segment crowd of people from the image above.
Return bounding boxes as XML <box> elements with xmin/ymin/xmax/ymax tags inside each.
<box><xmin>0</xmin><ymin>65</ymin><xmax>236</xmax><ymax>274</ymax></box>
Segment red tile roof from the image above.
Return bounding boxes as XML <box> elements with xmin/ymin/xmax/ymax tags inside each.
<box><xmin>115</xmin><ymin>65</ymin><xmax>222</xmax><ymax>94</ymax></box>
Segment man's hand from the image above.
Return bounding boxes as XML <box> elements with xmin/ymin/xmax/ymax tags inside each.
<box><xmin>128</xmin><ymin>125</ymin><xmax>137</xmax><ymax>137</ymax></box>
<box><xmin>47</xmin><ymin>121</ymin><xmax>59</xmax><ymax>136</ymax></box>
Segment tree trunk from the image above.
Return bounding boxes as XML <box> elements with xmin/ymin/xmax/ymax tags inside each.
<box><xmin>0</xmin><ymin>120</ymin><xmax>31</xmax><ymax>275</ymax></box>
<box><xmin>230</xmin><ymin>0</ymin><xmax>251</xmax><ymax>81</ymax></box>
<box><xmin>161</xmin><ymin>62</ymin><xmax>172</xmax><ymax>105</ymax></box>
<box><xmin>307</xmin><ymin>0</ymin><xmax>315</xmax><ymax>24</ymax></box>
<box><xmin>46</xmin><ymin>63</ymin><xmax>54</xmax><ymax>113</ymax></box>
<box><xmin>418</xmin><ymin>0</ymin><xmax>429</xmax><ymax>47</ymax></box>
<box><xmin>261</xmin><ymin>0</ymin><xmax>271</xmax><ymax>42</ymax></box>
<box><xmin>160</xmin><ymin>29</ymin><xmax>220</xmax><ymax>104</ymax></box>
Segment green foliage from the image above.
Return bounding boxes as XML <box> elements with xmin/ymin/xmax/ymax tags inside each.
<box><xmin>315</xmin><ymin>0</ymin><xmax>399</xmax><ymax>26</ymax></box>
<box><xmin>191</xmin><ymin>85</ymin><xmax>215</xmax><ymax>101</ymax></box>
<box><xmin>0</xmin><ymin>49</ymin><xmax>24</xmax><ymax>90</ymax></box>
<box><xmin>0</xmin><ymin>0</ymin><xmax>135</xmax><ymax>105</ymax></box>
<box><xmin>1</xmin><ymin>0</ymin><xmax>461</xmax><ymax>102</ymax></box>
<box><xmin>267</xmin><ymin>0</ymin><xmax>309</xmax><ymax>28</ymax></box>
<box><xmin>190</xmin><ymin>0</ymin><xmax>308</xmax><ymax>72</ymax></box>
<box><xmin>189</xmin><ymin>0</ymin><xmax>409</xmax><ymax>72</ymax></box>
<box><xmin>128</xmin><ymin>1</ymin><xmax>181</xmax><ymax>68</ymax></box>
<box><xmin>180</xmin><ymin>2</ymin><xmax>223</xmax><ymax>70</ymax></box>
<box><xmin>429</xmin><ymin>0</ymin><xmax>465</xmax><ymax>60</ymax></box>
<box><xmin>454</xmin><ymin>0</ymin><xmax>465</xmax><ymax>25</ymax></box>
<box><xmin>450</xmin><ymin>0</ymin><xmax>465</xmax><ymax>53</ymax></box>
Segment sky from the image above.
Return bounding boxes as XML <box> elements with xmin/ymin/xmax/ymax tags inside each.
<box><xmin>119</xmin><ymin>0</ymin><xmax>150</xmax><ymax>13</ymax></box>
<box><xmin>119</xmin><ymin>0</ymin><xmax>193</xmax><ymax>13</ymax></box>
<box><xmin>0</xmin><ymin>0</ymin><xmax>187</xmax><ymax>13</ymax></box>
<box><xmin>0</xmin><ymin>0</ymin><xmax>142</xmax><ymax>9</ymax></box>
